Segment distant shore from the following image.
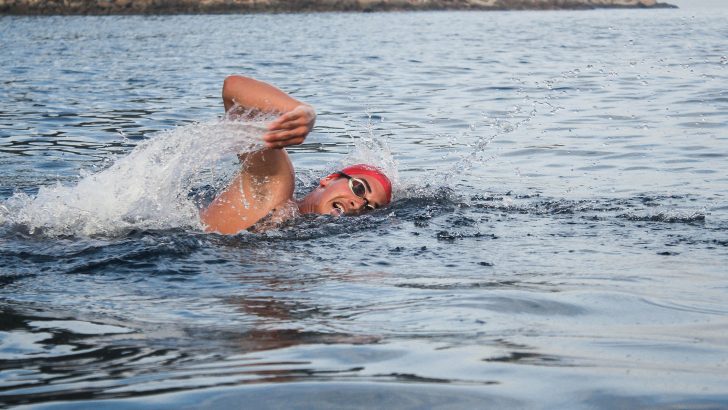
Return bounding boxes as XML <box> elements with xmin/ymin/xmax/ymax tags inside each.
<box><xmin>0</xmin><ymin>0</ymin><xmax>677</xmax><ymax>15</ymax></box>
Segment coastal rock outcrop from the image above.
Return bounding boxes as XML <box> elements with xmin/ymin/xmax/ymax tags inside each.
<box><xmin>0</xmin><ymin>0</ymin><xmax>677</xmax><ymax>15</ymax></box>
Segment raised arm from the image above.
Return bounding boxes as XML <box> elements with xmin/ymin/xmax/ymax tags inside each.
<box><xmin>222</xmin><ymin>75</ymin><xmax>316</xmax><ymax>148</ymax></box>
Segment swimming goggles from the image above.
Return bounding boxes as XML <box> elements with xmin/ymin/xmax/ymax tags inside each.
<box><xmin>337</xmin><ymin>172</ymin><xmax>376</xmax><ymax>211</ymax></box>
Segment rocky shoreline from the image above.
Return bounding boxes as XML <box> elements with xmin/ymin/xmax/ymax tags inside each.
<box><xmin>0</xmin><ymin>0</ymin><xmax>677</xmax><ymax>15</ymax></box>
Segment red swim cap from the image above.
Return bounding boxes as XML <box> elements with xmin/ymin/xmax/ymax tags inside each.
<box><xmin>340</xmin><ymin>164</ymin><xmax>392</xmax><ymax>205</ymax></box>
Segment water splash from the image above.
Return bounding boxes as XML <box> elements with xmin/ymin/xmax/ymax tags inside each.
<box><xmin>341</xmin><ymin>110</ymin><xmax>399</xmax><ymax>191</ymax></box>
<box><xmin>0</xmin><ymin>120</ymin><xmax>268</xmax><ymax>237</ymax></box>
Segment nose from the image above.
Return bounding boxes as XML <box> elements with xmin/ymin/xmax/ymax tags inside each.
<box><xmin>349</xmin><ymin>196</ymin><xmax>367</xmax><ymax>211</ymax></box>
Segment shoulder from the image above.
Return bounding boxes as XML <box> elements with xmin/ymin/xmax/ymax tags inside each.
<box><xmin>248</xmin><ymin>200</ymin><xmax>299</xmax><ymax>233</ymax></box>
<box><xmin>200</xmin><ymin>149</ymin><xmax>294</xmax><ymax>234</ymax></box>
<box><xmin>241</xmin><ymin>148</ymin><xmax>295</xmax><ymax>205</ymax></box>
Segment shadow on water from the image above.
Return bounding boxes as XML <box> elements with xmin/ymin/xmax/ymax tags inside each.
<box><xmin>0</xmin><ymin>305</ymin><xmax>380</xmax><ymax>407</ymax></box>
<box><xmin>2</xmin><ymin>183</ymin><xmax>725</xmax><ymax>406</ymax></box>
<box><xmin>1</xmin><ymin>192</ymin><xmax>727</xmax><ymax>406</ymax></box>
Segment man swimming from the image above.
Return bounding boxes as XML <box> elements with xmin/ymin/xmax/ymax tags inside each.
<box><xmin>200</xmin><ymin>75</ymin><xmax>393</xmax><ymax>234</ymax></box>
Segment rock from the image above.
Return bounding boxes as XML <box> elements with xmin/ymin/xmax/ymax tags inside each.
<box><xmin>0</xmin><ymin>0</ymin><xmax>678</xmax><ymax>15</ymax></box>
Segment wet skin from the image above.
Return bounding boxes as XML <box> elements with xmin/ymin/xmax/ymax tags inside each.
<box><xmin>296</xmin><ymin>172</ymin><xmax>389</xmax><ymax>217</ymax></box>
<box><xmin>201</xmin><ymin>75</ymin><xmax>388</xmax><ymax>234</ymax></box>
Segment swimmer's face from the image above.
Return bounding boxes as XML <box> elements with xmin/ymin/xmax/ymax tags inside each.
<box><xmin>299</xmin><ymin>172</ymin><xmax>389</xmax><ymax>216</ymax></box>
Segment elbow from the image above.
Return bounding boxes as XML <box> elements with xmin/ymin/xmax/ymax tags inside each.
<box><xmin>223</xmin><ymin>74</ymin><xmax>243</xmax><ymax>87</ymax></box>
<box><xmin>223</xmin><ymin>75</ymin><xmax>242</xmax><ymax>97</ymax></box>
<box><xmin>223</xmin><ymin>75</ymin><xmax>255</xmax><ymax>93</ymax></box>
<box><xmin>222</xmin><ymin>75</ymin><xmax>252</xmax><ymax>112</ymax></box>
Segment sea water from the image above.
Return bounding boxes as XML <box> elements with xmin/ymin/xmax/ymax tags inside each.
<box><xmin>1</xmin><ymin>120</ymin><xmax>270</xmax><ymax>235</ymax></box>
<box><xmin>1</xmin><ymin>7</ymin><xmax>727</xmax><ymax>409</ymax></box>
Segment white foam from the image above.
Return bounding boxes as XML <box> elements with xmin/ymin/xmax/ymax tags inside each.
<box><xmin>1</xmin><ymin>120</ymin><xmax>266</xmax><ymax>236</ymax></box>
<box><xmin>341</xmin><ymin>113</ymin><xmax>399</xmax><ymax>196</ymax></box>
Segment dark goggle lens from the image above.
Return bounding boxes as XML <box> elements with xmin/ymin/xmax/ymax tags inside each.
<box><xmin>350</xmin><ymin>179</ymin><xmax>367</xmax><ymax>197</ymax></box>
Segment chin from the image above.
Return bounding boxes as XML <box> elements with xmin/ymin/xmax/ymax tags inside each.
<box><xmin>297</xmin><ymin>191</ymin><xmax>322</xmax><ymax>215</ymax></box>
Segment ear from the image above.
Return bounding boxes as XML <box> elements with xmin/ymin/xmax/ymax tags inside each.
<box><xmin>319</xmin><ymin>172</ymin><xmax>339</xmax><ymax>187</ymax></box>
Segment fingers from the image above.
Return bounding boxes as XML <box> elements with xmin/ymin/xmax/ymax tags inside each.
<box><xmin>263</xmin><ymin>125</ymin><xmax>309</xmax><ymax>148</ymax></box>
<box><xmin>267</xmin><ymin>111</ymin><xmax>300</xmax><ymax>130</ymax></box>
<box><xmin>268</xmin><ymin>112</ymin><xmax>310</xmax><ymax>132</ymax></box>
<box><xmin>264</xmin><ymin>137</ymin><xmax>305</xmax><ymax>149</ymax></box>
<box><xmin>263</xmin><ymin>105</ymin><xmax>315</xmax><ymax>148</ymax></box>
<box><xmin>264</xmin><ymin>126</ymin><xmax>307</xmax><ymax>141</ymax></box>
<box><xmin>268</xmin><ymin>105</ymin><xmax>315</xmax><ymax>129</ymax></box>
<box><xmin>268</xmin><ymin>118</ymin><xmax>305</xmax><ymax>133</ymax></box>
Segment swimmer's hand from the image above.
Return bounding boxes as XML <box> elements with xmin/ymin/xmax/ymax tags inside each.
<box><xmin>264</xmin><ymin>104</ymin><xmax>316</xmax><ymax>149</ymax></box>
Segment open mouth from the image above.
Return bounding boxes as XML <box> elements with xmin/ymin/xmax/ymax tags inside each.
<box><xmin>331</xmin><ymin>201</ymin><xmax>345</xmax><ymax>216</ymax></box>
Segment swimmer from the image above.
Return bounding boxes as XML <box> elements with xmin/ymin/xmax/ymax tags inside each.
<box><xmin>200</xmin><ymin>75</ymin><xmax>393</xmax><ymax>234</ymax></box>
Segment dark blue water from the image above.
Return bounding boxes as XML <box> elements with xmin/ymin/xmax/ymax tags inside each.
<box><xmin>1</xmin><ymin>7</ymin><xmax>728</xmax><ymax>409</ymax></box>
